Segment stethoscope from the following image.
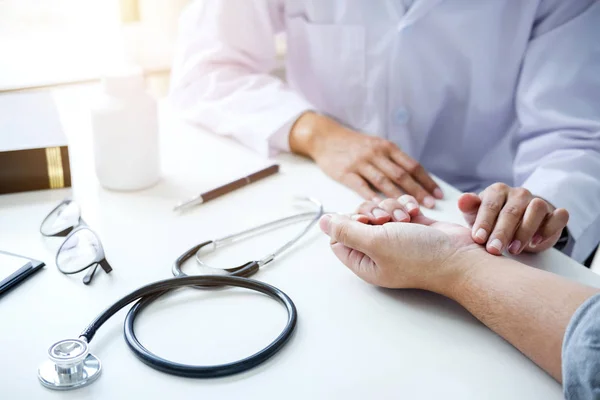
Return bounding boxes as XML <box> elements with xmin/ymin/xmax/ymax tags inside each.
<box><xmin>38</xmin><ymin>198</ymin><xmax>323</xmax><ymax>390</ymax></box>
<box><xmin>173</xmin><ymin>198</ymin><xmax>324</xmax><ymax>280</ymax></box>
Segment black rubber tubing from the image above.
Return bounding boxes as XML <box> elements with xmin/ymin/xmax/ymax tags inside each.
<box><xmin>78</xmin><ymin>275</ymin><xmax>297</xmax><ymax>378</ymax></box>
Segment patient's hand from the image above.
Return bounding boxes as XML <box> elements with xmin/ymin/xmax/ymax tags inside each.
<box><xmin>320</xmin><ymin>195</ymin><xmax>484</xmax><ymax>293</ymax></box>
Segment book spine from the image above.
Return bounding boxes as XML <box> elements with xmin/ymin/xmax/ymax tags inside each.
<box><xmin>0</xmin><ymin>146</ymin><xmax>72</xmax><ymax>194</ymax></box>
<box><xmin>45</xmin><ymin>147</ymin><xmax>68</xmax><ymax>189</ymax></box>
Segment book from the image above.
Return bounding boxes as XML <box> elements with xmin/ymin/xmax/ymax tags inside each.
<box><xmin>0</xmin><ymin>91</ymin><xmax>71</xmax><ymax>194</ymax></box>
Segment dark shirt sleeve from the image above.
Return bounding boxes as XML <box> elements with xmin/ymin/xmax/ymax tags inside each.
<box><xmin>563</xmin><ymin>293</ymin><xmax>600</xmax><ymax>399</ymax></box>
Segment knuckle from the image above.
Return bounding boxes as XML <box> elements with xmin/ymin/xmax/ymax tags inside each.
<box><xmin>482</xmin><ymin>199</ymin><xmax>502</xmax><ymax>214</ymax></box>
<box><xmin>557</xmin><ymin>209</ymin><xmax>570</xmax><ymax>225</ymax></box>
<box><xmin>361</xmin><ymin>150</ymin><xmax>376</xmax><ymax>161</ymax></box>
<box><xmin>372</xmin><ymin>173</ymin><xmax>386</xmax><ymax>187</ymax></box>
<box><xmin>512</xmin><ymin>187</ymin><xmax>531</xmax><ymax>200</ymax></box>
<box><xmin>370</xmin><ymin>137</ymin><xmax>389</xmax><ymax>151</ymax></box>
<box><xmin>530</xmin><ymin>197</ymin><xmax>549</xmax><ymax>212</ymax></box>
<box><xmin>490</xmin><ymin>182</ymin><xmax>508</xmax><ymax>193</ymax></box>
<box><xmin>405</xmin><ymin>160</ymin><xmax>422</xmax><ymax>175</ymax></box>
<box><xmin>380</xmin><ymin>139</ymin><xmax>394</xmax><ymax>149</ymax></box>
<box><xmin>501</xmin><ymin>204</ymin><xmax>523</xmax><ymax>219</ymax></box>
<box><xmin>393</xmin><ymin>169</ymin><xmax>408</xmax><ymax>182</ymax></box>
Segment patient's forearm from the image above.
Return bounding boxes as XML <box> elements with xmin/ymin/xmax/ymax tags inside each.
<box><xmin>444</xmin><ymin>254</ymin><xmax>598</xmax><ymax>382</ymax></box>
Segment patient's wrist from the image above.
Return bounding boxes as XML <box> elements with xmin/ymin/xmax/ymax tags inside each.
<box><xmin>432</xmin><ymin>247</ymin><xmax>490</xmax><ymax>300</ymax></box>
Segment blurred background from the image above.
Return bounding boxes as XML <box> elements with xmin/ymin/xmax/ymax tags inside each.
<box><xmin>0</xmin><ymin>0</ymin><xmax>189</xmax><ymax>95</ymax></box>
<box><xmin>0</xmin><ymin>0</ymin><xmax>287</xmax><ymax>96</ymax></box>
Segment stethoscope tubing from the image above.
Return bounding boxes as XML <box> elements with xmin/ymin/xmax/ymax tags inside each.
<box><xmin>79</xmin><ymin>275</ymin><xmax>297</xmax><ymax>378</ymax></box>
<box><xmin>172</xmin><ymin>198</ymin><xmax>324</xmax><ymax>280</ymax></box>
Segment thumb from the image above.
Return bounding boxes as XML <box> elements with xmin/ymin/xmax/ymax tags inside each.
<box><xmin>458</xmin><ymin>192</ymin><xmax>481</xmax><ymax>226</ymax></box>
<box><xmin>319</xmin><ymin>214</ymin><xmax>375</xmax><ymax>253</ymax></box>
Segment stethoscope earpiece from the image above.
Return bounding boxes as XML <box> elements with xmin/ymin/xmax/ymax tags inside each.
<box><xmin>38</xmin><ymin>338</ymin><xmax>102</xmax><ymax>390</ymax></box>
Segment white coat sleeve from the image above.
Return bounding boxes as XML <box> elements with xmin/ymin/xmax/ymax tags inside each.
<box><xmin>515</xmin><ymin>1</ymin><xmax>600</xmax><ymax>263</ymax></box>
<box><xmin>168</xmin><ymin>0</ymin><xmax>313</xmax><ymax>157</ymax></box>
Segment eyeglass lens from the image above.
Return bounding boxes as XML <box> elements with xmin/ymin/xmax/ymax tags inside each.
<box><xmin>56</xmin><ymin>229</ymin><xmax>102</xmax><ymax>274</ymax></box>
<box><xmin>41</xmin><ymin>201</ymin><xmax>81</xmax><ymax>236</ymax></box>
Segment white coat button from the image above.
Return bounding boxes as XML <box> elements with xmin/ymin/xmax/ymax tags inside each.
<box><xmin>394</xmin><ymin>108</ymin><xmax>410</xmax><ymax>124</ymax></box>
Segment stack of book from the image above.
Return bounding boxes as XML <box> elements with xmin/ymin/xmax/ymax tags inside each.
<box><xmin>0</xmin><ymin>91</ymin><xmax>71</xmax><ymax>194</ymax></box>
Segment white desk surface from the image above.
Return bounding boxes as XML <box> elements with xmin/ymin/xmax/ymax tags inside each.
<box><xmin>1</xmin><ymin>85</ymin><xmax>599</xmax><ymax>400</ymax></box>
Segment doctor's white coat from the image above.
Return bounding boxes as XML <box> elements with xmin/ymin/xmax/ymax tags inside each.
<box><xmin>170</xmin><ymin>0</ymin><xmax>600</xmax><ymax>263</ymax></box>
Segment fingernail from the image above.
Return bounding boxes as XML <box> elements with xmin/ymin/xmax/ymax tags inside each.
<box><xmin>433</xmin><ymin>188</ymin><xmax>444</xmax><ymax>199</ymax></box>
<box><xmin>372</xmin><ymin>196</ymin><xmax>383</xmax><ymax>203</ymax></box>
<box><xmin>508</xmin><ymin>240</ymin><xmax>521</xmax><ymax>254</ymax></box>
<box><xmin>393</xmin><ymin>209</ymin><xmax>409</xmax><ymax>222</ymax></box>
<box><xmin>399</xmin><ymin>196</ymin><xmax>419</xmax><ymax>213</ymax></box>
<box><xmin>475</xmin><ymin>228</ymin><xmax>488</xmax><ymax>241</ymax></box>
<box><xmin>319</xmin><ymin>214</ymin><xmax>332</xmax><ymax>233</ymax></box>
<box><xmin>489</xmin><ymin>238</ymin><xmax>503</xmax><ymax>252</ymax></box>
<box><xmin>406</xmin><ymin>203</ymin><xmax>418</xmax><ymax>213</ymax></box>
<box><xmin>423</xmin><ymin>196</ymin><xmax>435</xmax><ymax>209</ymax></box>
<box><xmin>530</xmin><ymin>234</ymin><xmax>543</xmax><ymax>247</ymax></box>
<box><xmin>372</xmin><ymin>208</ymin><xmax>389</xmax><ymax>218</ymax></box>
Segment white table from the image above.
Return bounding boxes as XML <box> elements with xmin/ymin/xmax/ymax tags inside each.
<box><xmin>1</xmin><ymin>85</ymin><xmax>599</xmax><ymax>400</ymax></box>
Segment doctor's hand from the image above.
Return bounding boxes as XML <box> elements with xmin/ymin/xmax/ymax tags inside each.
<box><xmin>318</xmin><ymin>205</ymin><xmax>483</xmax><ymax>292</ymax></box>
<box><xmin>458</xmin><ymin>184</ymin><xmax>569</xmax><ymax>256</ymax></box>
<box><xmin>289</xmin><ymin>112</ymin><xmax>443</xmax><ymax>208</ymax></box>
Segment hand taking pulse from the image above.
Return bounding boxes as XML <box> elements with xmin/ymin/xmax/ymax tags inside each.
<box><xmin>321</xmin><ymin>196</ymin><xmax>600</xmax><ymax>387</ymax></box>
<box><xmin>458</xmin><ymin>184</ymin><xmax>569</xmax><ymax>255</ymax></box>
<box><xmin>356</xmin><ymin>184</ymin><xmax>570</xmax><ymax>256</ymax></box>
<box><xmin>289</xmin><ymin>111</ymin><xmax>443</xmax><ymax>208</ymax></box>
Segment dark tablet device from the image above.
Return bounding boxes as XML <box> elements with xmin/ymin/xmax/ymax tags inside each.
<box><xmin>0</xmin><ymin>250</ymin><xmax>45</xmax><ymax>297</ymax></box>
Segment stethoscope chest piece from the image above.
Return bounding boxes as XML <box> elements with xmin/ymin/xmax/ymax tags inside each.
<box><xmin>38</xmin><ymin>338</ymin><xmax>102</xmax><ymax>390</ymax></box>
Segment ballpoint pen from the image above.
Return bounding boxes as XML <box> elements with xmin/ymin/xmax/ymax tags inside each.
<box><xmin>173</xmin><ymin>164</ymin><xmax>280</xmax><ymax>211</ymax></box>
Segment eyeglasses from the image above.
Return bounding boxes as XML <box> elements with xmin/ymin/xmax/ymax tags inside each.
<box><xmin>40</xmin><ymin>199</ymin><xmax>113</xmax><ymax>285</ymax></box>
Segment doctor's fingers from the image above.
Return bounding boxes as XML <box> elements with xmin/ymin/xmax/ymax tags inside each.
<box><xmin>507</xmin><ymin>199</ymin><xmax>555</xmax><ymax>254</ymax></box>
<box><xmin>523</xmin><ymin>208</ymin><xmax>569</xmax><ymax>253</ymax></box>
<box><xmin>484</xmin><ymin>188</ymin><xmax>534</xmax><ymax>255</ymax></box>
<box><xmin>373</xmin><ymin>158</ymin><xmax>435</xmax><ymax>208</ymax></box>
<box><xmin>355</xmin><ymin>197</ymin><xmax>417</xmax><ymax>224</ymax></box>
<box><xmin>470</xmin><ymin>184</ymin><xmax>510</xmax><ymax>247</ymax></box>
<box><xmin>388</xmin><ymin>148</ymin><xmax>443</xmax><ymax>201</ymax></box>
<box><xmin>358</xmin><ymin>164</ymin><xmax>403</xmax><ymax>199</ymax></box>
<box><xmin>377</xmin><ymin>198</ymin><xmax>417</xmax><ymax>222</ymax></box>
<box><xmin>539</xmin><ymin>208</ymin><xmax>569</xmax><ymax>239</ymax></box>
<box><xmin>457</xmin><ymin>193</ymin><xmax>482</xmax><ymax>227</ymax></box>
<box><xmin>354</xmin><ymin>200</ymin><xmax>391</xmax><ymax>225</ymax></box>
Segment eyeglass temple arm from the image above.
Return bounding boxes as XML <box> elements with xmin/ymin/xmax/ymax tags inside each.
<box><xmin>82</xmin><ymin>259</ymin><xmax>112</xmax><ymax>285</ymax></box>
